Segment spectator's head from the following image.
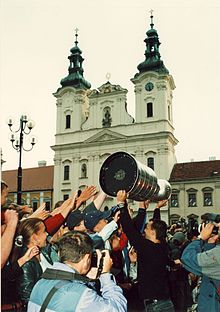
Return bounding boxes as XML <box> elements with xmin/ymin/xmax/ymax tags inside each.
<box><xmin>144</xmin><ymin>219</ymin><xmax>167</xmax><ymax>243</ymax></box>
<box><xmin>1</xmin><ymin>181</ymin><xmax>9</xmax><ymax>206</ymax></box>
<box><xmin>58</xmin><ymin>231</ymin><xmax>93</xmax><ymax>275</ymax></box>
<box><xmin>66</xmin><ymin>210</ymin><xmax>86</xmax><ymax>232</ymax></box>
<box><xmin>11</xmin><ymin>217</ymin><xmax>47</xmax><ymax>263</ymax></box>
<box><xmin>84</xmin><ymin>210</ymin><xmax>111</xmax><ymax>232</ymax></box>
<box><xmin>172</xmin><ymin>231</ymin><xmax>186</xmax><ymax>246</ymax></box>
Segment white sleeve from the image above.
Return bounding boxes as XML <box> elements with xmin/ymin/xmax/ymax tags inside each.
<box><xmin>98</xmin><ymin>220</ymin><xmax>118</xmax><ymax>242</ymax></box>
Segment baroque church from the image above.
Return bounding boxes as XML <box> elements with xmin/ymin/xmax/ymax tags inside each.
<box><xmin>3</xmin><ymin>14</ymin><xmax>220</xmax><ymax>223</ymax></box>
<box><xmin>50</xmin><ymin>14</ymin><xmax>219</xmax><ymax>222</ymax></box>
<box><xmin>52</xmin><ymin>15</ymin><xmax>220</xmax><ymax>223</ymax></box>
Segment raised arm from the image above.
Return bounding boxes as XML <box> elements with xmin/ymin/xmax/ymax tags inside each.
<box><xmin>117</xmin><ymin>191</ymin><xmax>145</xmax><ymax>252</ymax></box>
<box><xmin>1</xmin><ymin>210</ymin><xmax>18</xmax><ymax>268</ymax></box>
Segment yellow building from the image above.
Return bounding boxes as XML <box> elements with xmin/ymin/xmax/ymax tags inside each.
<box><xmin>2</xmin><ymin>165</ymin><xmax>54</xmax><ymax>211</ymax></box>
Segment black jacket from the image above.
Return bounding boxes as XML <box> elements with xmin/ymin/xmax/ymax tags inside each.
<box><xmin>17</xmin><ymin>244</ymin><xmax>58</xmax><ymax>304</ymax></box>
<box><xmin>120</xmin><ymin>204</ymin><xmax>171</xmax><ymax>300</ymax></box>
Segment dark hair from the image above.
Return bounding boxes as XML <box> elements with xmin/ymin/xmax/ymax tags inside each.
<box><xmin>151</xmin><ymin>219</ymin><xmax>168</xmax><ymax>242</ymax></box>
<box><xmin>10</xmin><ymin>218</ymin><xmax>44</xmax><ymax>264</ymax></box>
<box><xmin>1</xmin><ymin>181</ymin><xmax>8</xmax><ymax>192</ymax></box>
<box><xmin>58</xmin><ymin>231</ymin><xmax>93</xmax><ymax>263</ymax></box>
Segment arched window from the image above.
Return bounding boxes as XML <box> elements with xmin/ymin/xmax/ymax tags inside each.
<box><xmin>66</xmin><ymin>114</ymin><xmax>71</xmax><ymax>129</ymax></box>
<box><xmin>64</xmin><ymin>165</ymin><xmax>70</xmax><ymax>180</ymax></box>
<box><xmin>102</xmin><ymin>107</ymin><xmax>112</xmax><ymax>127</ymax></box>
<box><xmin>187</xmin><ymin>188</ymin><xmax>198</xmax><ymax>207</ymax></box>
<box><xmin>81</xmin><ymin>163</ymin><xmax>87</xmax><ymax>178</ymax></box>
<box><xmin>147</xmin><ymin>102</ymin><xmax>153</xmax><ymax>117</ymax></box>
<box><xmin>202</xmin><ymin>187</ymin><xmax>213</xmax><ymax>206</ymax></box>
<box><xmin>147</xmin><ymin>157</ymin><xmax>154</xmax><ymax>170</ymax></box>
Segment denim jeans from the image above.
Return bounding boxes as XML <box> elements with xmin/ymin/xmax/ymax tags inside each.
<box><xmin>144</xmin><ymin>299</ymin><xmax>175</xmax><ymax>312</ymax></box>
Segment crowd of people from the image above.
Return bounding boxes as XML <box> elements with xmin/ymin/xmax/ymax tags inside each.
<box><xmin>1</xmin><ymin>180</ymin><xmax>220</xmax><ymax>312</ymax></box>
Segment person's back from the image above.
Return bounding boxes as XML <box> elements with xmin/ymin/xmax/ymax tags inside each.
<box><xmin>28</xmin><ymin>263</ymin><xmax>90</xmax><ymax>311</ymax></box>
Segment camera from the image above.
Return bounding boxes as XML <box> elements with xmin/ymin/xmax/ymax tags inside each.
<box><xmin>199</xmin><ymin>213</ymin><xmax>220</xmax><ymax>235</ymax></box>
<box><xmin>198</xmin><ymin>221</ymin><xmax>219</xmax><ymax>235</ymax></box>
<box><xmin>91</xmin><ymin>250</ymin><xmax>106</xmax><ymax>268</ymax></box>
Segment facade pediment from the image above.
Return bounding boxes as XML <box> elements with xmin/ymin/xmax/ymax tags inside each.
<box><xmin>85</xmin><ymin>129</ymin><xmax>127</xmax><ymax>143</ymax></box>
<box><xmin>89</xmin><ymin>82</ymin><xmax>127</xmax><ymax>98</ymax></box>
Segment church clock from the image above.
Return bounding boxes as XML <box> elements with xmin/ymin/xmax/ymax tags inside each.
<box><xmin>145</xmin><ymin>82</ymin><xmax>154</xmax><ymax>92</ymax></box>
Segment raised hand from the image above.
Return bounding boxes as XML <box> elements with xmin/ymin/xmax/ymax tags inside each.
<box><xmin>156</xmin><ymin>199</ymin><xmax>168</xmax><ymax>209</ymax></box>
<box><xmin>76</xmin><ymin>185</ymin><xmax>97</xmax><ymax>208</ymax></box>
<box><xmin>18</xmin><ymin>246</ymin><xmax>39</xmax><ymax>267</ymax></box>
<box><xmin>116</xmin><ymin>190</ymin><xmax>127</xmax><ymax>203</ymax></box>
<box><xmin>29</xmin><ymin>203</ymin><xmax>50</xmax><ymax>220</ymax></box>
<box><xmin>3</xmin><ymin>209</ymin><xmax>18</xmax><ymax>227</ymax></box>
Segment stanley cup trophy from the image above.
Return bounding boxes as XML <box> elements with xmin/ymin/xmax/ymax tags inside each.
<box><xmin>99</xmin><ymin>151</ymin><xmax>171</xmax><ymax>202</ymax></box>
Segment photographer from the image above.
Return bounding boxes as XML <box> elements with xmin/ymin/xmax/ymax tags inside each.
<box><xmin>181</xmin><ymin>222</ymin><xmax>220</xmax><ymax>312</ymax></box>
<box><xmin>28</xmin><ymin>231</ymin><xmax>127</xmax><ymax>312</ymax></box>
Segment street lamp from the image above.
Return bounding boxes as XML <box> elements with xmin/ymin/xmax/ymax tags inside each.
<box><xmin>8</xmin><ymin>115</ymin><xmax>36</xmax><ymax>205</ymax></box>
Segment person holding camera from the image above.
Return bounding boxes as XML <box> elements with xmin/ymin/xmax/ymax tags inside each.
<box><xmin>181</xmin><ymin>222</ymin><xmax>220</xmax><ymax>312</ymax></box>
<box><xmin>28</xmin><ymin>231</ymin><xmax>127</xmax><ymax>312</ymax></box>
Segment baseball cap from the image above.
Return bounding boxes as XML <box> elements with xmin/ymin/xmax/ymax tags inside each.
<box><xmin>84</xmin><ymin>202</ymin><xmax>97</xmax><ymax>214</ymax></box>
<box><xmin>66</xmin><ymin>210</ymin><xmax>84</xmax><ymax>230</ymax></box>
<box><xmin>172</xmin><ymin>231</ymin><xmax>186</xmax><ymax>245</ymax></box>
<box><xmin>84</xmin><ymin>210</ymin><xmax>112</xmax><ymax>231</ymax></box>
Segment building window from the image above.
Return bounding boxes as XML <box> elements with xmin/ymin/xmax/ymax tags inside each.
<box><xmin>168</xmin><ymin>105</ymin><xmax>171</xmax><ymax>121</ymax></box>
<box><xmin>32</xmin><ymin>201</ymin><xmax>38</xmax><ymax>211</ymax></box>
<box><xmin>170</xmin><ymin>214</ymin><xmax>181</xmax><ymax>225</ymax></box>
<box><xmin>63</xmin><ymin>194</ymin><xmax>69</xmax><ymax>200</ymax></box>
<box><xmin>203</xmin><ymin>192</ymin><xmax>212</xmax><ymax>206</ymax></box>
<box><xmin>188</xmin><ymin>193</ymin><xmax>197</xmax><ymax>207</ymax></box>
<box><xmin>21</xmin><ymin>198</ymin><xmax>26</xmax><ymax>205</ymax></box>
<box><xmin>170</xmin><ymin>194</ymin><xmax>179</xmax><ymax>207</ymax></box>
<box><xmin>45</xmin><ymin>201</ymin><xmax>51</xmax><ymax>211</ymax></box>
<box><xmin>64</xmin><ymin>165</ymin><xmax>70</xmax><ymax>180</ymax></box>
<box><xmin>66</xmin><ymin>114</ymin><xmax>71</xmax><ymax>129</ymax></box>
<box><xmin>147</xmin><ymin>102</ymin><xmax>153</xmax><ymax>117</ymax></box>
<box><xmin>81</xmin><ymin>163</ymin><xmax>87</xmax><ymax>178</ymax></box>
<box><xmin>147</xmin><ymin>157</ymin><xmax>154</xmax><ymax>170</ymax></box>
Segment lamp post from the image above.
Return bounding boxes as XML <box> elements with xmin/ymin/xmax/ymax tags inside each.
<box><xmin>8</xmin><ymin>115</ymin><xmax>36</xmax><ymax>205</ymax></box>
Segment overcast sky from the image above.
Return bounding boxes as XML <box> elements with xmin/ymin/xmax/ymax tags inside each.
<box><xmin>1</xmin><ymin>0</ymin><xmax>220</xmax><ymax>171</ymax></box>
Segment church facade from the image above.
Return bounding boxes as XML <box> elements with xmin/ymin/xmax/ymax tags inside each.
<box><xmin>51</xmin><ymin>14</ymin><xmax>178</xmax><ymax>221</ymax></box>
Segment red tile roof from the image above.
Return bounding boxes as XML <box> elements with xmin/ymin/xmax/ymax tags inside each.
<box><xmin>170</xmin><ymin>160</ymin><xmax>220</xmax><ymax>182</ymax></box>
<box><xmin>2</xmin><ymin>166</ymin><xmax>54</xmax><ymax>192</ymax></box>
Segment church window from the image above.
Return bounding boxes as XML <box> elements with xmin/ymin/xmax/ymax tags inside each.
<box><xmin>147</xmin><ymin>157</ymin><xmax>154</xmax><ymax>170</ymax></box>
<box><xmin>66</xmin><ymin>114</ymin><xmax>71</xmax><ymax>129</ymax></box>
<box><xmin>64</xmin><ymin>165</ymin><xmax>70</xmax><ymax>180</ymax></box>
<box><xmin>102</xmin><ymin>107</ymin><xmax>112</xmax><ymax>127</ymax></box>
<box><xmin>81</xmin><ymin>163</ymin><xmax>87</xmax><ymax>178</ymax></box>
<box><xmin>168</xmin><ymin>105</ymin><xmax>171</xmax><ymax>121</ymax></box>
<box><xmin>147</xmin><ymin>102</ymin><xmax>153</xmax><ymax>117</ymax></box>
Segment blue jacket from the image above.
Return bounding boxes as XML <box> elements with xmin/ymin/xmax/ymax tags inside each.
<box><xmin>181</xmin><ymin>240</ymin><xmax>220</xmax><ymax>312</ymax></box>
<box><xmin>28</xmin><ymin>262</ymin><xmax>127</xmax><ymax>312</ymax></box>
